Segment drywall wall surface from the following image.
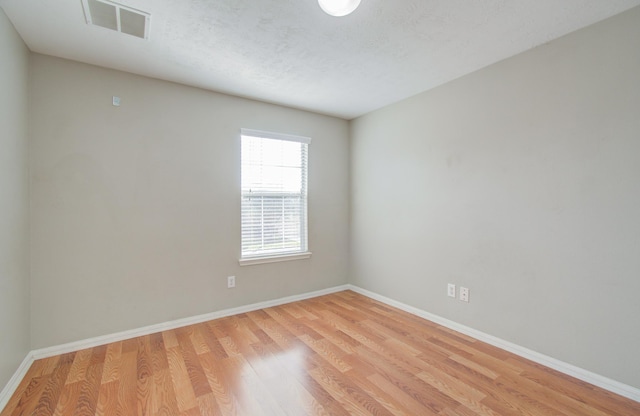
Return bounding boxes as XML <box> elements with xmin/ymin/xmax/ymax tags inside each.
<box><xmin>350</xmin><ymin>7</ymin><xmax>640</xmax><ymax>388</ymax></box>
<box><xmin>0</xmin><ymin>8</ymin><xmax>30</xmax><ymax>389</ymax></box>
<box><xmin>29</xmin><ymin>55</ymin><xmax>350</xmax><ymax>348</ymax></box>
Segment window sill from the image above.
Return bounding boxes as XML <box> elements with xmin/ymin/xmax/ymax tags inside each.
<box><xmin>238</xmin><ymin>251</ymin><xmax>312</xmax><ymax>266</ymax></box>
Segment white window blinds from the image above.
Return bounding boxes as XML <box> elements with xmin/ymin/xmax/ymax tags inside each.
<box><xmin>240</xmin><ymin>129</ymin><xmax>310</xmax><ymax>259</ymax></box>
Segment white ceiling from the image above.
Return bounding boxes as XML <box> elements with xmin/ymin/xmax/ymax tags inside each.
<box><xmin>2</xmin><ymin>0</ymin><xmax>639</xmax><ymax>119</ymax></box>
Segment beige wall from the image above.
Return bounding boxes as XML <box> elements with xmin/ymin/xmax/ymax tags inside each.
<box><xmin>0</xmin><ymin>9</ymin><xmax>30</xmax><ymax>389</ymax></box>
<box><xmin>29</xmin><ymin>55</ymin><xmax>350</xmax><ymax>348</ymax></box>
<box><xmin>350</xmin><ymin>7</ymin><xmax>640</xmax><ymax>388</ymax></box>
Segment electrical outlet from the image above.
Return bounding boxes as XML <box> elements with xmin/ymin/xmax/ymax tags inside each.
<box><xmin>459</xmin><ymin>287</ymin><xmax>469</xmax><ymax>302</ymax></box>
<box><xmin>227</xmin><ymin>276</ymin><xmax>236</xmax><ymax>288</ymax></box>
<box><xmin>447</xmin><ymin>283</ymin><xmax>456</xmax><ymax>298</ymax></box>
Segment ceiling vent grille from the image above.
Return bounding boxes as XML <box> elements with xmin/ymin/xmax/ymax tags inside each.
<box><xmin>82</xmin><ymin>0</ymin><xmax>150</xmax><ymax>39</ymax></box>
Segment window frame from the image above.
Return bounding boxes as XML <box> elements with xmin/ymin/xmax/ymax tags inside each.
<box><xmin>238</xmin><ymin>128</ymin><xmax>312</xmax><ymax>266</ymax></box>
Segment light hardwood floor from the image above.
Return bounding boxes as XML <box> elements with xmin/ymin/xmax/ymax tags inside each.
<box><xmin>2</xmin><ymin>290</ymin><xmax>639</xmax><ymax>415</ymax></box>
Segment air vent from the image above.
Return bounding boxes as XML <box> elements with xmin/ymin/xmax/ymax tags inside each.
<box><xmin>82</xmin><ymin>0</ymin><xmax>150</xmax><ymax>39</ymax></box>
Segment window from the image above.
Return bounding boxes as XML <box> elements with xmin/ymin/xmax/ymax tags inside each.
<box><xmin>240</xmin><ymin>129</ymin><xmax>311</xmax><ymax>265</ymax></box>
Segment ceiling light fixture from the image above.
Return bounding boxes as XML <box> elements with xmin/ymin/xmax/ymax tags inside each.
<box><xmin>318</xmin><ymin>0</ymin><xmax>362</xmax><ymax>17</ymax></box>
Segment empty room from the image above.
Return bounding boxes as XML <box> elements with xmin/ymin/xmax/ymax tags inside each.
<box><xmin>1</xmin><ymin>0</ymin><xmax>639</xmax><ymax>414</ymax></box>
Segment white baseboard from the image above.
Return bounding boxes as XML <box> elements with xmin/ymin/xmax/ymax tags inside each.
<box><xmin>347</xmin><ymin>284</ymin><xmax>640</xmax><ymax>403</ymax></box>
<box><xmin>31</xmin><ymin>284</ymin><xmax>350</xmax><ymax>360</ymax></box>
<box><xmin>0</xmin><ymin>352</ymin><xmax>35</xmax><ymax>412</ymax></box>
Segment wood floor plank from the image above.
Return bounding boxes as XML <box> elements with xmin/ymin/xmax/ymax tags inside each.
<box><xmin>115</xmin><ymin>350</ymin><xmax>138</xmax><ymax>414</ymax></box>
<box><xmin>219</xmin><ymin>354</ymin><xmax>281</xmax><ymax>416</ymax></box>
<box><xmin>6</xmin><ymin>356</ymin><xmax>67</xmax><ymax>416</ymax></box>
<box><xmin>30</xmin><ymin>361</ymin><xmax>73</xmax><ymax>416</ymax></box>
<box><xmin>2</xmin><ymin>290</ymin><xmax>639</xmax><ymax>416</ymax></box>
<box><xmin>93</xmin><ymin>380</ymin><xmax>118</xmax><ymax>416</ymax></box>
<box><xmin>492</xmin><ymin>368</ymin><xmax>612</xmax><ymax>416</ymax></box>
<box><xmin>152</xmin><ymin>368</ymin><xmax>180</xmax><ymax>416</ymax></box>
<box><xmin>196</xmin><ymin>392</ymin><xmax>222</xmax><ymax>416</ymax></box>
<box><xmin>299</xmin><ymin>334</ymin><xmax>353</xmax><ymax>374</ymax></box>
<box><xmin>190</xmin><ymin>326</ymin><xmax>211</xmax><ymax>356</ymax></box>
<box><xmin>199</xmin><ymin>323</ymin><xmax>230</xmax><ymax>361</ymax></box>
<box><xmin>161</xmin><ymin>330</ymin><xmax>179</xmax><ymax>350</ymax></box>
<box><xmin>308</xmin><ymin>363</ymin><xmax>379</xmax><ymax>416</ymax></box>
<box><xmin>99</xmin><ymin>341</ymin><xmax>122</xmax><ymax>385</ymax></box>
<box><xmin>135</xmin><ymin>363</ymin><xmax>154</xmax><ymax>416</ymax></box>
<box><xmin>260</xmin><ymin>341</ymin><xmax>351</xmax><ymax>416</ymax></box>
<box><xmin>265</xmin><ymin>306</ymin><xmax>323</xmax><ymax>341</ymax></box>
<box><xmin>70</xmin><ymin>345</ymin><xmax>105</xmax><ymax>416</ymax></box>
<box><xmin>344</xmin><ymin>365</ymin><xmax>427</xmax><ymax>416</ymax></box>
<box><xmin>40</xmin><ymin>356</ymin><xmax>62</xmax><ymax>377</ymax></box>
<box><xmin>367</xmin><ymin>372</ymin><xmax>440</xmax><ymax>416</ymax></box>
<box><xmin>509</xmin><ymin>357</ymin><xmax>639</xmax><ymax>416</ymax></box>
<box><xmin>415</xmin><ymin>370</ymin><xmax>497</xmax><ymax>416</ymax></box>
<box><xmin>198</xmin><ymin>351</ymin><xmax>240</xmax><ymax>415</ymax></box>
<box><xmin>175</xmin><ymin>327</ymin><xmax>212</xmax><ymax>399</ymax></box>
<box><xmin>49</xmin><ymin>381</ymin><xmax>79</xmax><ymax>416</ymax></box>
<box><xmin>355</xmin><ymin>343</ymin><xmax>460</xmax><ymax>414</ymax></box>
<box><xmin>64</xmin><ymin>349</ymin><xmax>93</xmax><ymax>386</ymax></box>
<box><xmin>9</xmin><ymin>375</ymin><xmax>50</xmax><ymax>416</ymax></box>
<box><xmin>165</xmin><ymin>346</ymin><xmax>198</xmax><ymax>412</ymax></box>
<box><xmin>247</xmin><ymin>339</ymin><xmax>328</xmax><ymax>416</ymax></box>
<box><xmin>301</xmin><ymin>317</ymin><xmax>361</xmax><ymax>355</ymax></box>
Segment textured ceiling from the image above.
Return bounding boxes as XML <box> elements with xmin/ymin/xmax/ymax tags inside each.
<box><xmin>2</xmin><ymin>0</ymin><xmax>640</xmax><ymax>119</ymax></box>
